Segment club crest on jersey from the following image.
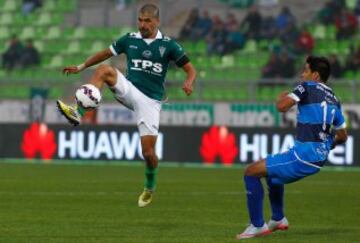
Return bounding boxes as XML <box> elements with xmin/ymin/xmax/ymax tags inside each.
<box><xmin>142</xmin><ymin>50</ymin><xmax>152</xmax><ymax>58</ymax></box>
<box><xmin>159</xmin><ymin>46</ymin><xmax>166</xmax><ymax>57</ymax></box>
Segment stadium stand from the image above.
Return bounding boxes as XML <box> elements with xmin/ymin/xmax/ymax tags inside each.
<box><xmin>0</xmin><ymin>0</ymin><xmax>359</xmax><ymax>102</ymax></box>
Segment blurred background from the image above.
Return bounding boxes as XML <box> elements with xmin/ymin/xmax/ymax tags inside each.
<box><xmin>0</xmin><ymin>0</ymin><xmax>359</xmax><ymax>166</ymax></box>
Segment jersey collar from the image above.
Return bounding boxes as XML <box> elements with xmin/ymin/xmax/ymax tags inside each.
<box><xmin>306</xmin><ymin>80</ymin><xmax>332</xmax><ymax>91</ymax></box>
<box><xmin>134</xmin><ymin>30</ymin><xmax>163</xmax><ymax>39</ymax></box>
<box><xmin>318</xmin><ymin>82</ymin><xmax>332</xmax><ymax>91</ymax></box>
<box><xmin>134</xmin><ymin>30</ymin><xmax>162</xmax><ymax>45</ymax></box>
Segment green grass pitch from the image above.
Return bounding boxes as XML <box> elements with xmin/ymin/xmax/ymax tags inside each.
<box><xmin>0</xmin><ymin>160</ymin><xmax>359</xmax><ymax>242</ymax></box>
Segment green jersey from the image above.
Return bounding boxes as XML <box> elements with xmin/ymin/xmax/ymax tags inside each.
<box><xmin>110</xmin><ymin>31</ymin><xmax>186</xmax><ymax>101</ymax></box>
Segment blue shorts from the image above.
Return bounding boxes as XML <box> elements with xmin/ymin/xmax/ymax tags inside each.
<box><xmin>266</xmin><ymin>148</ymin><xmax>321</xmax><ymax>185</ymax></box>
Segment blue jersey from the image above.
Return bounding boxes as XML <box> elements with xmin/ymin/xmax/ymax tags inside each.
<box><xmin>289</xmin><ymin>81</ymin><xmax>346</xmax><ymax>163</ymax></box>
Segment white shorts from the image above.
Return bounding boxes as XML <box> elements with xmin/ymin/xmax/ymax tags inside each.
<box><xmin>111</xmin><ymin>69</ymin><xmax>161</xmax><ymax>136</ymax></box>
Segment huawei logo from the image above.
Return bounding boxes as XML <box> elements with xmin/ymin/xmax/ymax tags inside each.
<box><xmin>200</xmin><ymin>126</ymin><xmax>238</xmax><ymax>165</ymax></box>
<box><xmin>21</xmin><ymin>122</ymin><xmax>57</xmax><ymax>160</ymax></box>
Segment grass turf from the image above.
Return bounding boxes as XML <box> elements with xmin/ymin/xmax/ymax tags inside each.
<box><xmin>0</xmin><ymin>160</ymin><xmax>359</xmax><ymax>242</ymax></box>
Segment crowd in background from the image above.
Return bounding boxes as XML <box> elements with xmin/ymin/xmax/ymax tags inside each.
<box><xmin>317</xmin><ymin>0</ymin><xmax>358</xmax><ymax>39</ymax></box>
<box><xmin>2</xmin><ymin>0</ymin><xmax>360</xmax><ymax>79</ymax></box>
<box><xmin>180</xmin><ymin>0</ymin><xmax>360</xmax><ymax>79</ymax></box>
<box><xmin>22</xmin><ymin>0</ymin><xmax>42</xmax><ymax>16</ymax></box>
<box><xmin>1</xmin><ymin>0</ymin><xmax>42</xmax><ymax>71</ymax></box>
<box><xmin>180</xmin><ymin>4</ymin><xmax>313</xmax><ymax>79</ymax></box>
<box><xmin>316</xmin><ymin>0</ymin><xmax>360</xmax><ymax>77</ymax></box>
<box><xmin>2</xmin><ymin>35</ymin><xmax>41</xmax><ymax>71</ymax></box>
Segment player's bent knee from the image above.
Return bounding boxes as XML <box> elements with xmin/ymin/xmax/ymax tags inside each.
<box><xmin>142</xmin><ymin>149</ymin><xmax>156</xmax><ymax>161</ymax></box>
<box><xmin>244</xmin><ymin>159</ymin><xmax>266</xmax><ymax>177</ymax></box>
<box><xmin>244</xmin><ymin>165</ymin><xmax>255</xmax><ymax>176</ymax></box>
<box><xmin>96</xmin><ymin>64</ymin><xmax>116</xmax><ymax>78</ymax></box>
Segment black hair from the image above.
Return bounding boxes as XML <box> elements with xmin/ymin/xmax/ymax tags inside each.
<box><xmin>306</xmin><ymin>56</ymin><xmax>331</xmax><ymax>83</ymax></box>
<box><xmin>139</xmin><ymin>4</ymin><xmax>159</xmax><ymax>19</ymax></box>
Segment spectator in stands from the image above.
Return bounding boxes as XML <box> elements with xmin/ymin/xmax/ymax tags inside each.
<box><xmin>262</xmin><ymin>52</ymin><xmax>279</xmax><ymax>78</ymax></box>
<box><xmin>224</xmin><ymin>25</ymin><xmax>246</xmax><ymax>54</ymax></box>
<box><xmin>2</xmin><ymin>35</ymin><xmax>23</xmax><ymax>71</ymax></box>
<box><xmin>329</xmin><ymin>54</ymin><xmax>343</xmax><ymax>78</ymax></box>
<box><xmin>224</xmin><ymin>12</ymin><xmax>239</xmax><ymax>31</ymax></box>
<box><xmin>279</xmin><ymin>21</ymin><xmax>299</xmax><ymax>45</ymax></box>
<box><xmin>191</xmin><ymin>10</ymin><xmax>213</xmax><ymax>41</ymax></box>
<box><xmin>206</xmin><ymin>16</ymin><xmax>227</xmax><ymax>55</ymax></box>
<box><xmin>260</xmin><ymin>16</ymin><xmax>277</xmax><ymax>40</ymax></box>
<box><xmin>333</xmin><ymin>0</ymin><xmax>346</xmax><ymax>11</ymax></box>
<box><xmin>295</xmin><ymin>27</ymin><xmax>314</xmax><ymax>55</ymax></box>
<box><xmin>20</xmin><ymin>39</ymin><xmax>40</xmax><ymax>69</ymax></box>
<box><xmin>335</xmin><ymin>8</ymin><xmax>358</xmax><ymax>39</ymax></box>
<box><xmin>277</xmin><ymin>51</ymin><xmax>295</xmax><ymax>78</ymax></box>
<box><xmin>317</xmin><ymin>1</ymin><xmax>337</xmax><ymax>25</ymax></box>
<box><xmin>355</xmin><ymin>0</ymin><xmax>360</xmax><ymax>17</ymax></box>
<box><xmin>276</xmin><ymin>6</ymin><xmax>296</xmax><ymax>34</ymax></box>
<box><xmin>240</xmin><ymin>5</ymin><xmax>263</xmax><ymax>39</ymax></box>
<box><xmin>344</xmin><ymin>45</ymin><xmax>360</xmax><ymax>72</ymax></box>
<box><xmin>179</xmin><ymin>8</ymin><xmax>200</xmax><ymax>40</ymax></box>
<box><xmin>22</xmin><ymin>0</ymin><xmax>42</xmax><ymax>16</ymax></box>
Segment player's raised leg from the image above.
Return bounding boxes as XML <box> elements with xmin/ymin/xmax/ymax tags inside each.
<box><xmin>57</xmin><ymin>64</ymin><xmax>118</xmax><ymax>126</ymax></box>
<box><xmin>138</xmin><ymin>134</ymin><xmax>158</xmax><ymax>207</ymax></box>
<box><xmin>56</xmin><ymin>100</ymin><xmax>82</xmax><ymax>126</ymax></box>
<box><xmin>87</xmin><ymin>64</ymin><xmax>117</xmax><ymax>90</ymax></box>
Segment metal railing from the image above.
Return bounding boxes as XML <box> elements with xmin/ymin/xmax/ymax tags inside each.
<box><xmin>0</xmin><ymin>73</ymin><xmax>358</xmax><ymax>103</ymax></box>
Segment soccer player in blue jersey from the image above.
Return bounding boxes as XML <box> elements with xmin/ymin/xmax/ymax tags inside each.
<box><xmin>236</xmin><ymin>56</ymin><xmax>348</xmax><ymax>240</ymax></box>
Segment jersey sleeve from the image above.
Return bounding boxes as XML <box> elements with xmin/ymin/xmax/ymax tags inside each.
<box><xmin>169</xmin><ymin>40</ymin><xmax>187</xmax><ymax>67</ymax></box>
<box><xmin>110</xmin><ymin>34</ymin><xmax>128</xmax><ymax>56</ymax></box>
<box><xmin>333</xmin><ymin>104</ymin><xmax>346</xmax><ymax>129</ymax></box>
<box><xmin>288</xmin><ymin>83</ymin><xmax>307</xmax><ymax>102</ymax></box>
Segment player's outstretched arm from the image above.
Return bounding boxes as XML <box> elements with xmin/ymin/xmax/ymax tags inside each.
<box><xmin>181</xmin><ymin>62</ymin><xmax>197</xmax><ymax>96</ymax></box>
<box><xmin>63</xmin><ymin>49</ymin><xmax>113</xmax><ymax>75</ymax></box>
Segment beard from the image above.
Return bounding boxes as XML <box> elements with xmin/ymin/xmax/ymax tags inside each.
<box><xmin>140</xmin><ymin>28</ymin><xmax>151</xmax><ymax>38</ymax></box>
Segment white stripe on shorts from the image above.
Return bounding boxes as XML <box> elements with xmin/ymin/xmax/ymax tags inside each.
<box><xmin>294</xmin><ymin>151</ymin><xmax>322</xmax><ymax>169</ymax></box>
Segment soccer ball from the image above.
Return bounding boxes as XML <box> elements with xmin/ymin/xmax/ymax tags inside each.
<box><xmin>75</xmin><ymin>84</ymin><xmax>102</xmax><ymax>108</ymax></box>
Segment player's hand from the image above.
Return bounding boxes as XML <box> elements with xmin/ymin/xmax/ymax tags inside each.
<box><xmin>278</xmin><ymin>91</ymin><xmax>289</xmax><ymax>99</ymax></box>
<box><xmin>182</xmin><ymin>81</ymin><xmax>193</xmax><ymax>96</ymax></box>
<box><xmin>63</xmin><ymin>66</ymin><xmax>81</xmax><ymax>75</ymax></box>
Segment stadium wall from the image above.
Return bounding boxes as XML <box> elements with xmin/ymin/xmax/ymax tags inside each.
<box><xmin>0</xmin><ymin>123</ymin><xmax>358</xmax><ymax>167</ymax></box>
<box><xmin>1</xmin><ymin>101</ymin><xmax>360</xmax><ymax>129</ymax></box>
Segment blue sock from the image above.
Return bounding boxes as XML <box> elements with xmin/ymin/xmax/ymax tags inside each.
<box><xmin>244</xmin><ymin>175</ymin><xmax>264</xmax><ymax>227</ymax></box>
<box><xmin>266</xmin><ymin>177</ymin><xmax>284</xmax><ymax>221</ymax></box>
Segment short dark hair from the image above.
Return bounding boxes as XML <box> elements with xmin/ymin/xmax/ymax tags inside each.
<box><xmin>139</xmin><ymin>4</ymin><xmax>159</xmax><ymax>19</ymax></box>
<box><xmin>306</xmin><ymin>56</ymin><xmax>331</xmax><ymax>83</ymax></box>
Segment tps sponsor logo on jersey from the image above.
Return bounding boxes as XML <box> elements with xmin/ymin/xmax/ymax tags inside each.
<box><xmin>131</xmin><ymin>59</ymin><xmax>163</xmax><ymax>75</ymax></box>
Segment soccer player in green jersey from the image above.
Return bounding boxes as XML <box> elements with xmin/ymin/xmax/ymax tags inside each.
<box><xmin>57</xmin><ymin>4</ymin><xmax>197</xmax><ymax>207</ymax></box>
